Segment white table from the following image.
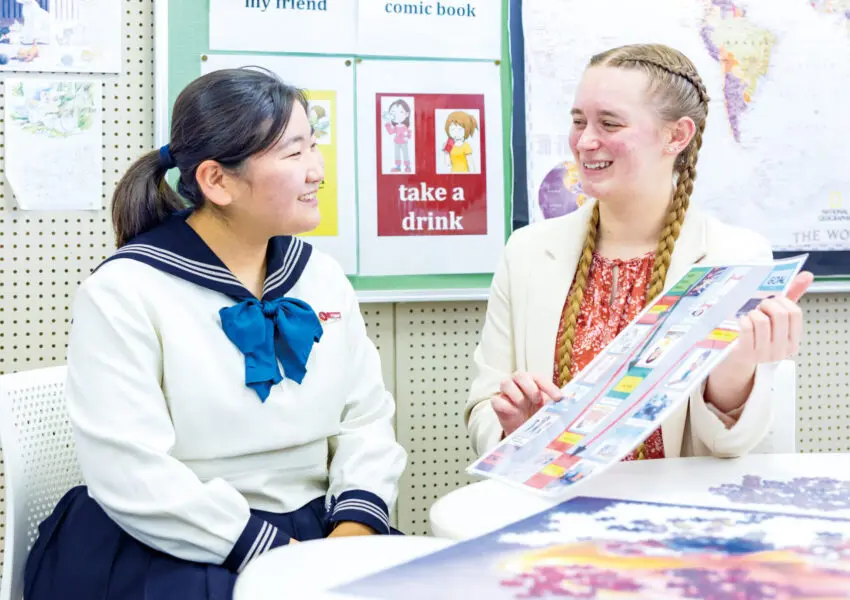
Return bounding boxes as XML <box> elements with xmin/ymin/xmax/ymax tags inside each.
<box><xmin>430</xmin><ymin>452</ymin><xmax>850</xmax><ymax>540</ymax></box>
<box><xmin>233</xmin><ymin>535</ymin><xmax>454</xmax><ymax>599</ymax></box>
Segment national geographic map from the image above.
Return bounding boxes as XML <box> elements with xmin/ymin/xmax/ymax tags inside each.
<box><xmin>525</xmin><ymin>0</ymin><xmax>850</xmax><ymax>253</ymax></box>
<box><xmin>699</xmin><ymin>0</ymin><xmax>776</xmax><ymax>143</ymax></box>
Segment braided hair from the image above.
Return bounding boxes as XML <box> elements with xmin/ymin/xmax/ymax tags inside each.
<box><xmin>555</xmin><ymin>44</ymin><xmax>711</xmax><ymax>387</ymax></box>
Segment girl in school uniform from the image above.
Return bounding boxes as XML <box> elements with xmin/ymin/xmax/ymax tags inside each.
<box><xmin>466</xmin><ymin>43</ymin><xmax>812</xmax><ymax>460</ymax></box>
<box><xmin>24</xmin><ymin>67</ymin><xmax>407</xmax><ymax>600</ymax></box>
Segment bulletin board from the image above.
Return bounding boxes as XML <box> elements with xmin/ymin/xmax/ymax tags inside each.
<box><xmin>154</xmin><ymin>0</ymin><xmax>516</xmax><ymax>302</ymax></box>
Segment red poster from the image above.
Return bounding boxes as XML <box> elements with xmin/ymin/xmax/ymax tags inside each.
<box><xmin>375</xmin><ymin>93</ymin><xmax>487</xmax><ymax>237</ymax></box>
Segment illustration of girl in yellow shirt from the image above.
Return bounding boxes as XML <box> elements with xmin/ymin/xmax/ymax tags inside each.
<box><xmin>442</xmin><ymin>110</ymin><xmax>478</xmax><ymax>174</ymax></box>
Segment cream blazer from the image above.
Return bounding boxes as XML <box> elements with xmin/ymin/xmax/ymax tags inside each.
<box><xmin>465</xmin><ymin>200</ymin><xmax>779</xmax><ymax>459</ymax></box>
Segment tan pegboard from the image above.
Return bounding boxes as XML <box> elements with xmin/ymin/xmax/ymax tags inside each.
<box><xmin>0</xmin><ymin>0</ymin><xmax>154</xmax><ymax>374</ymax></box>
<box><xmin>392</xmin><ymin>301</ymin><xmax>487</xmax><ymax>536</ymax></box>
<box><xmin>795</xmin><ymin>293</ymin><xmax>850</xmax><ymax>452</ymax></box>
<box><xmin>358</xmin><ymin>302</ymin><xmax>397</xmax><ymax>526</ymax></box>
<box><xmin>0</xmin><ymin>0</ymin><xmax>155</xmax><ymax>579</ymax></box>
<box><xmin>360</xmin><ymin>303</ymin><xmax>396</xmax><ymax>404</ymax></box>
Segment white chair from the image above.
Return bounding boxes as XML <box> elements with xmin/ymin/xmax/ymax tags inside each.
<box><xmin>0</xmin><ymin>366</ymin><xmax>83</xmax><ymax>600</ymax></box>
<box><xmin>750</xmin><ymin>358</ymin><xmax>797</xmax><ymax>454</ymax></box>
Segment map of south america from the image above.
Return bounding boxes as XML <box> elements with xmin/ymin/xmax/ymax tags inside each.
<box><xmin>699</xmin><ymin>0</ymin><xmax>776</xmax><ymax>143</ymax></box>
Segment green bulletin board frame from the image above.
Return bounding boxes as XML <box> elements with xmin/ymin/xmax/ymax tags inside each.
<box><xmin>156</xmin><ymin>0</ymin><xmax>513</xmax><ymax>301</ymax></box>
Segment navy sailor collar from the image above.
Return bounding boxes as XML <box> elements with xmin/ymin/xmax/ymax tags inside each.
<box><xmin>98</xmin><ymin>210</ymin><xmax>323</xmax><ymax>401</ymax></box>
<box><xmin>100</xmin><ymin>210</ymin><xmax>312</xmax><ymax>302</ymax></box>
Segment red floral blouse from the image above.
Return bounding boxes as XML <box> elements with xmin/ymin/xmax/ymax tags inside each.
<box><xmin>553</xmin><ymin>250</ymin><xmax>665</xmax><ymax>461</ymax></box>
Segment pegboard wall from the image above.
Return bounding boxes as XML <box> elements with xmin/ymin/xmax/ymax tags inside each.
<box><xmin>1</xmin><ymin>1</ymin><xmax>849</xmax><ymax>583</ymax></box>
<box><xmin>793</xmin><ymin>294</ymin><xmax>850</xmax><ymax>453</ymax></box>
<box><xmin>0</xmin><ymin>0</ymin><xmax>156</xmax><ymax>577</ymax></box>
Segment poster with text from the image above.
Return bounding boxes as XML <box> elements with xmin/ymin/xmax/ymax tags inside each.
<box><xmin>356</xmin><ymin>60</ymin><xmax>505</xmax><ymax>276</ymax></box>
<box><xmin>0</xmin><ymin>0</ymin><xmax>122</xmax><ymax>73</ymax></box>
<box><xmin>209</xmin><ymin>0</ymin><xmax>356</xmax><ymax>55</ymax></box>
<box><xmin>201</xmin><ymin>54</ymin><xmax>357</xmax><ymax>274</ymax></box>
<box><xmin>357</xmin><ymin>0</ymin><xmax>501</xmax><ymax>60</ymax></box>
<box><xmin>375</xmin><ymin>93</ymin><xmax>486</xmax><ymax>237</ymax></box>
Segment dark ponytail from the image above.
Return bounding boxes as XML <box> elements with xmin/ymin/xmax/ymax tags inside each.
<box><xmin>111</xmin><ymin>151</ymin><xmax>185</xmax><ymax>247</ymax></box>
<box><xmin>111</xmin><ymin>67</ymin><xmax>309</xmax><ymax>248</ymax></box>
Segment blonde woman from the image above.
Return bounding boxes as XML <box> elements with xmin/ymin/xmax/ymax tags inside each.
<box><xmin>466</xmin><ymin>43</ymin><xmax>811</xmax><ymax>460</ymax></box>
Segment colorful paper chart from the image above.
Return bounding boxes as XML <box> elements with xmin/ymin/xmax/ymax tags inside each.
<box><xmin>467</xmin><ymin>255</ymin><xmax>809</xmax><ymax>499</ymax></box>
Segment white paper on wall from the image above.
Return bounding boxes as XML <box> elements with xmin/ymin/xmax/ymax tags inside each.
<box><xmin>357</xmin><ymin>0</ymin><xmax>501</xmax><ymax>60</ymax></box>
<box><xmin>4</xmin><ymin>78</ymin><xmax>102</xmax><ymax>211</ymax></box>
<box><xmin>0</xmin><ymin>0</ymin><xmax>122</xmax><ymax>73</ymax></box>
<box><xmin>208</xmin><ymin>0</ymin><xmax>357</xmax><ymax>55</ymax></box>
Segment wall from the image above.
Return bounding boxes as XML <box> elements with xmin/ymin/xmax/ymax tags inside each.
<box><xmin>1</xmin><ymin>1</ymin><xmax>849</xmax><ymax>580</ymax></box>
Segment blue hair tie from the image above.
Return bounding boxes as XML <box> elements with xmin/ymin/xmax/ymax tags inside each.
<box><xmin>158</xmin><ymin>144</ymin><xmax>176</xmax><ymax>170</ymax></box>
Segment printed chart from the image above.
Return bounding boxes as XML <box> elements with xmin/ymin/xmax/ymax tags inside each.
<box><xmin>468</xmin><ymin>256</ymin><xmax>808</xmax><ymax>498</ymax></box>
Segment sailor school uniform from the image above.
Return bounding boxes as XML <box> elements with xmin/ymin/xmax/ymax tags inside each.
<box><xmin>24</xmin><ymin>210</ymin><xmax>407</xmax><ymax>600</ymax></box>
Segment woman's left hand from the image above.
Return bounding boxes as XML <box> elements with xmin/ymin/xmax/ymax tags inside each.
<box><xmin>705</xmin><ymin>271</ymin><xmax>813</xmax><ymax>414</ymax></box>
<box><xmin>733</xmin><ymin>271</ymin><xmax>813</xmax><ymax>365</ymax></box>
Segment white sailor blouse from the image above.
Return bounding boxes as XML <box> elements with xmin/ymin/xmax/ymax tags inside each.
<box><xmin>64</xmin><ymin>210</ymin><xmax>407</xmax><ymax>571</ymax></box>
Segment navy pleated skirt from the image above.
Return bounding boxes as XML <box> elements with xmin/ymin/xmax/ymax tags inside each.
<box><xmin>24</xmin><ymin>486</ymin><xmax>354</xmax><ymax>600</ymax></box>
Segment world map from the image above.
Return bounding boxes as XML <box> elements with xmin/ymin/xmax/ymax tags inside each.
<box><xmin>525</xmin><ymin>0</ymin><xmax>850</xmax><ymax>252</ymax></box>
<box><xmin>700</xmin><ymin>0</ymin><xmax>848</xmax><ymax>143</ymax></box>
<box><xmin>699</xmin><ymin>0</ymin><xmax>776</xmax><ymax>143</ymax></box>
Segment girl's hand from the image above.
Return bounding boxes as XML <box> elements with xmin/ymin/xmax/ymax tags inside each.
<box><xmin>328</xmin><ymin>521</ymin><xmax>376</xmax><ymax>538</ymax></box>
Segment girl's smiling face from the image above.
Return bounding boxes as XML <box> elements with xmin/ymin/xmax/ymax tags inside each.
<box><xmin>448</xmin><ymin>121</ymin><xmax>466</xmax><ymax>142</ymax></box>
<box><xmin>390</xmin><ymin>103</ymin><xmax>409</xmax><ymax>124</ymax></box>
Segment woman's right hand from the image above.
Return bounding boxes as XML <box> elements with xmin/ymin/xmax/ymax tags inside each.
<box><xmin>492</xmin><ymin>372</ymin><xmax>563</xmax><ymax>437</ymax></box>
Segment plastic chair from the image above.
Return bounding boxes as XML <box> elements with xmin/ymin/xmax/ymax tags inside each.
<box><xmin>0</xmin><ymin>366</ymin><xmax>83</xmax><ymax>600</ymax></box>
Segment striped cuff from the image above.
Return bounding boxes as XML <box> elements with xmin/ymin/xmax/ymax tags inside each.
<box><xmin>329</xmin><ymin>490</ymin><xmax>390</xmax><ymax>535</ymax></box>
<box><xmin>223</xmin><ymin>515</ymin><xmax>290</xmax><ymax>573</ymax></box>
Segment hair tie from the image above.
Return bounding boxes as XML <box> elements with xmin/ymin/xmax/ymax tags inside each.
<box><xmin>158</xmin><ymin>144</ymin><xmax>176</xmax><ymax>170</ymax></box>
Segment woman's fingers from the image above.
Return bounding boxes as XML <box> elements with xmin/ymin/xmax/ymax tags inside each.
<box><xmin>498</xmin><ymin>378</ymin><xmax>525</xmax><ymax>408</ymax></box>
<box><xmin>512</xmin><ymin>371</ymin><xmax>544</xmax><ymax>408</ymax></box>
<box><xmin>532</xmin><ymin>373</ymin><xmax>564</xmax><ymax>403</ymax></box>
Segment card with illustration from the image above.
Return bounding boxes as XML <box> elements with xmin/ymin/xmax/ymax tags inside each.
<box><xmin>634</xmin><ymin>327</ymin><xmax>687</xmax><ymax>368</ymax></box>
<box><xmin>666</xmin><ymin>348</ymin><xmax>718</xmax><ymax>390</ymax></box>
<box><xmin>434</xmin><ymin>108</ymin><xmax>482</xmax><ymax>175</ymax></box>
<box><xmin>373</xmin><ymin>92</ymin><xmax>488</xmax><ymax>238</ymax></box>
<box><xmin>607</xmin><ymin>324</ymin><xmax>651</xmax><ymax>354</ymax></box>
<box><xmin>380</xmin><ymin>96</ymin><xmax>416</xmax><ymax>175</ymax></box>
<box><xmin>467</xmin><ymin>255</ymin><xmax>809</xmax><ymax>499</ymax></box>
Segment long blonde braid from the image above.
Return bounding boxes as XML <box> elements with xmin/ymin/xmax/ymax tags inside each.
<box><xmin>554</xmin><ymin>44</ymin><xmax>710</xmax><ymax>391</ymax></box>
<box><xmin>555</xmin><ymin>204</ymin><xmax>600</xmax><ymax>386</ymax></box>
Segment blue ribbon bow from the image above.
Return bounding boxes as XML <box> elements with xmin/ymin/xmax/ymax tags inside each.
<box><xmin>219</xmin><ymin>297</ymin><xmax>324</xmax><ymax>401</ymax></box>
